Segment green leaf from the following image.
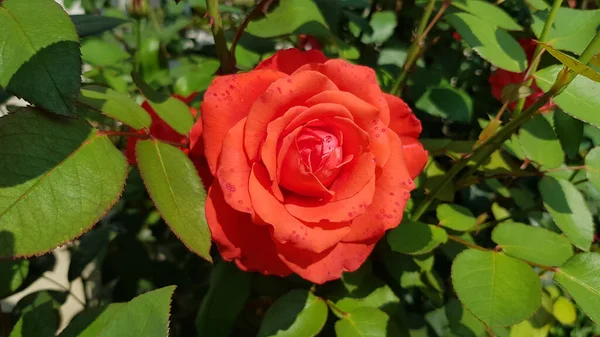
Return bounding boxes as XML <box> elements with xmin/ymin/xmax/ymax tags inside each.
<box><xmin>59</xmin><ymin>304</ymin><xmax>126</xmax><ymax>337</ymax></box>
<box><xmin>415</xmin><ymin>85</ymin><xmax>473</xmax><ymax>123</ymax></box>
<box><xmin>584</xmin><ymin>147</ymin><xmax>600</xmax><ymax>191</ymax></box>
<box><xmin>334</xmin><ymin>307</ymin><xmax>403</xmax><ymax>336</ymax></box>
<box><xmin>0</xmin><ymin>0</ymin><xmax>81</xmax><ymax>115</ymax></box>
<box><xmin>491</xmin><ymin>222</ymin><xmax>573</xmax><ymax>266</ymax></box>
<box><xmin>246</xmin><ymin>0</ymin><xmax>330</xmax><ymax>38</ymax></box>
<box><xmin>539</xmin><ymin>177</ymin><xmax>594</xmax><ymax>251</ymax></box>
<box><xmin>81</xmin><ymin>39</ymin><xmax>130</xmax><ymax>67</ymax></box>
<box><xmin>451</xmin><ymin>0</ymin><xmax>522</xmax><ymax>30</ymax></box>
<box><xmin>0</xmin><ymin>259</ymin><xmax>28</xmax><ymax>298</ymax></box>
<box><xmin>445</xmin><ymin>298</ymin><xmax>487</xmax><ymax>337</ymax></box>
<box><xmin>258</xmin><ymin>289</ymin><xmax>328</xmax><ymax>337</ymax></box>
<box><xmin>452</xmin><ymin>249</ymin><xmax>541</xmax><ymax>326</ymax></box>
<box><xmin>554</xmin><ymin>109</ymin><xmax>583</xmax><ymax>159</ymax></box>
<box><xmin>0</xmin><ymin>109</ymin><xmax>127</xmax><ymax>258</ymax></box>
<box><xmin>554</xmin><ymin>253</ymin><xmax>600</xmax><ymax>323</ymax></box>
<box><xmin>388</xmin><ymin>220</ymin><xmax>448</xmax><ymax>255</ymax></box>
<box><xmin>132</xmin><ymin>73</ymin><xmax>194</xmax><ymax>136</ymax></box>
<box><xmin>535</xmin><ymin>65</ymin><xmax>600</xmax><ymax>128</ymax></box>
<box><xmin>70</xmin><ymin>286</ymin><xmax>175</xmax><ymax>337</ymax></box>
<box><xmin>436</xmin><ymin>204</ymin><xmax>476</xmax><ymax>231</ymax></box>
<box><xmin>196</xmin><ymin>262</ymin><xmax>251</xmax><ymax>337</ymax></box>
<box><xmin>70</xmin><ymin>15</ymin><xmax>128</xmax><ymax>37</ymax></box>
<box><xmin>361</xmin><ymin>11</ymin><xmax>397</xmax><ymax>44</ymax></box>
<box><xmin>518</xmin><ymin>114</ymin><xmax>564</xmax><ymax>169</ymax></box>
<box><xmin>445</xmin><ymin>12</ymin><xmax>527</xmax><ymax>72</ymax></box>
<box><xmin>531</xmin><ymin>8</ymin><xmax>600</xmax><ymax>55</ymax></box>
<box><xmin>540</xmin><ymin>43</ymin><xmax>600</xmax><ymax>82</ymax></box>
<box><xmin>552</xmin><ymin>297</ymin><xmax>577</xmax><ymax>325</ymax></box>
<box><xmin>136</xmin><ymin>140</ymin><xmax>212</xmax><ymax>261</ymax></box>
<box><xmin>79</xmin><ymin>85</ymin><xmax>152</xmax><ymax>130</ymax></box>
<box><xmin>335</xmin><ymin>278</ymin><xmax>401</xmax><ymax>315</ymax></box>
<box><xmin>9</xmin><ymin>293</ymin><xmax>58</xmax><ymax>337</ymax></box>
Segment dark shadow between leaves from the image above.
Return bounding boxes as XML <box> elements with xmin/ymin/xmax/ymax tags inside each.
<box><xmin>0</xmin><ymin>110</ymin><xmax>89</xmax><ymax>188</ymax></box>
<box><xmin>5</xmin><ymin>41</ymin><xmax>81</xmax><ymax>116</ymax></box>
<box><xmin>0</xmin><ymin>230</ymin><xmax>15</xmax><ymax>259</ymax></box>
<box><xmin>427</xmin><ymin>88</ymin><xmax>471</xmax><ymax>123</ymax></box>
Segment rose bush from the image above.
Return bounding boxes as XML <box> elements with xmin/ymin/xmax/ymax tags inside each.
<box><xmin>488</xmin><ymin>39</ymin><xmax>556</xmax><ymax>111</ymax></box>
<box><xmin>125</xmin><ymin>93</ymin><xmax>203</xmax><ymax>165</ymax></box>
<box><xmin>202</xmin><ymin>48</ymin><xmax>428</xmax><ymax>283</ymax></box>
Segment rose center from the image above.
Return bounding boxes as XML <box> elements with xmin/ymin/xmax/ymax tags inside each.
<box><xmin>279</xmin><ymin>126</ymin><xmax>352</xmax><ymax>197</ymax></box>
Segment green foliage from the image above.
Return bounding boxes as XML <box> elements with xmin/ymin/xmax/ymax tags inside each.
<box><xmin>1</xmin><ymin>0</ymin><xmax>600</xmax><ymax>335</ymax></box>
<box><xmin>452</xmin><ymin>249</ymin><xmax>541</xmax><ymax>326</ymax></box>
<box><xmin>0</xmin><ymin>0</ymin><xmax>81</xmax><ymax>115</ymax></box>
<box><xmin>492</xmin><ymin>222</ymin><xmax>573</xmax><ymax>266</ymax></box>
<box><xmin>0</xmin><ymin>109</ymin><xmax>127</xmax><ymax>258</ymax></box>
<box><xmin>445</xmin><ymin>12</ymin><xmax>527</xmax><ymax>72</ymax></box>
<box><xmin>136</xmin><ymin>140</ymin><xmax>212</xmax><ymax>261</ymax></box>
<box><xmin>539</xmin><ymin>177</ymin><xmax>595</xmax><ymax>251</ymax></box>
<box><xmin>258</xmin><ymin>290</ymin><xmax>328</xmax><ymax>337</ymax></box>
<box><xmin>554</xmin><ymin>253</ymin><xmax>600</xmax><ymax>324</ymax></box>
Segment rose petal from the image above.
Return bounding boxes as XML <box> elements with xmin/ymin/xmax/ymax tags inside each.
<box><xmin>216</xmin><ymin>118</ymin><xmax>253</xmax><ymax>213</ymax></box>
<box><xmin>262</xmin><ymin>105</ymin><xmax>308</xmax><ymax>186</ymax></box>
<box><xmin>276</xmin><ymin>238</ymin><xmax>379</xmax><ymax>284</ymax></box>
<box><xmin>206</xmin><ymin>183</ymin><xmax>292</xmax><ymax>276</ymax></box>
<box><xmin>296</xmin><ymin>59</ymin><xmax>391</xmax><ymax>126</ymax></box>
<box><xmin>255</xmin><ymin>48</ymin><xmax>328</xmax><ymax>75</ymax></box>
<box><xmin>343</xmin><ymin>132</ymin><xmax>415</xmax><ymax>242</ymax></box>
<box><xmin>383</xmin><ymin>93</ymin><xmax>422</xmax><ymax>139</ymax></box>
<box><xmin>249</xmin><ymin>163</ymin><xmax>351</xmax><ymax>253</ymax></box>
<box><xmin>189</xmin><ymin>114</ymin><xmax>204</xmax><ymax>158</ymax></box>
<box><xmin>285</xmin><ymin>176</ymin><xmax>375</xmax><ymax>223</ymax></box>
<box><xmin>304</xmin><ymin>91</ymin><xmax>391</xmax><ymax>168</ymax></box>
<box><xmin>202</xmin><ymin>70</ymin><xmax>287</xmax><ymax>174</ymax></box>
<box><xmin>244</xmin><ymin>71</ymin><xmax>338</xmax><ymax>161</ymax></box>
<box><xmin>401</xmin><ymin>137</ymin><xmax>428</xmax><ymax>180</ymax></box>
<box><xmin>277</xmin><ymin>126</ymin><xmax>333</xmax><ymax>198</ymax></box>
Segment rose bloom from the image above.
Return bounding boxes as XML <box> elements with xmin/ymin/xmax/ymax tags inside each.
<box><xmin>488</xmin><ymin>39</ymin><xmax>555</xmax><ymax>112</ymax></box>
<box><xmin>201</xmin><ymin>48</ymin><xmax>428</xmax><ymax>284</ymax></box>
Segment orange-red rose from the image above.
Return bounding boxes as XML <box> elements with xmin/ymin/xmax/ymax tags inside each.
<box><xmin>202</xmin><ymin>48</ymin><xmax>428</xmax><ymax>284</ymax></box>
<box><xmin>488</xmin><ymin>39</ymin><xmax>555</xmax><ymax>112</ymax></box>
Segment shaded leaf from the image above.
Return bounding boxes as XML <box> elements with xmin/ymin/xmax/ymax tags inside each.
<box><xmin>258</xmin><ymin>290</ymin><xmax>328</xmax><ymax>337</ymax></box>
<box><xmin>518</xmin><ymin>114</ymin><xmax>564</xmax><ymax>169</ymax></box>
<box><xmin>0</xmin><ymin>109</ymin><xmax>127</xmax><ymax>258</ymax></box>
<box><xmin>539</xmin><ymin>177</ymin><xmax>594</xmax><ymax>251</ymax></box>
<box><xmin>246</xmin><ymin>0</ymin><xmax>330</xmax><ymax>38</ymax></box>
<box><xmin>79</xmin><ymin>85</ymin><xmax>152</xmax><ymax>130</ymax></box>
<box><xmin>554</xmin><ymin>109</ymin><xmax>583</xmax><ymax>159</ymax></box>
<box><xmin>0</xmin><ymin>259</ymin><xmax>29</xmax><ymax>298</ymax></box>
<box><xmin>445</xmin><ymin>12</ymin><xmax>527</xmax><ymax>72</ymax></box>
<box><xmin>0</xmin><ymin>0</ymin><xmax>81</xmax><ymax>115</ymax></box>
<box><xmin>416</xmin><ymin>85</ymin><xmax>473</xmax><ymax>123</ymax></box>
<box><xmin>452</xmin><ymin>0</ymin><xmax>522</xmax><ymax>30</ymax></box>
<box><xmin>70</xmin><ymin>15</ymin><xmax>128</xmax><ymax>37</ymax></box>
<box><xmin>388</xmin><ymin>220</ymin><xmax>448</xmax><ymax>255</ymax></box>
<box><xmin>196</xmin><ymin>262</ymin><xmax>251</xmax><ymax>337</ymax></box>
<box><xmin>584</xmin><ymin>146</ymin><xmax>600</xmax><ymax>191</ymax></box>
